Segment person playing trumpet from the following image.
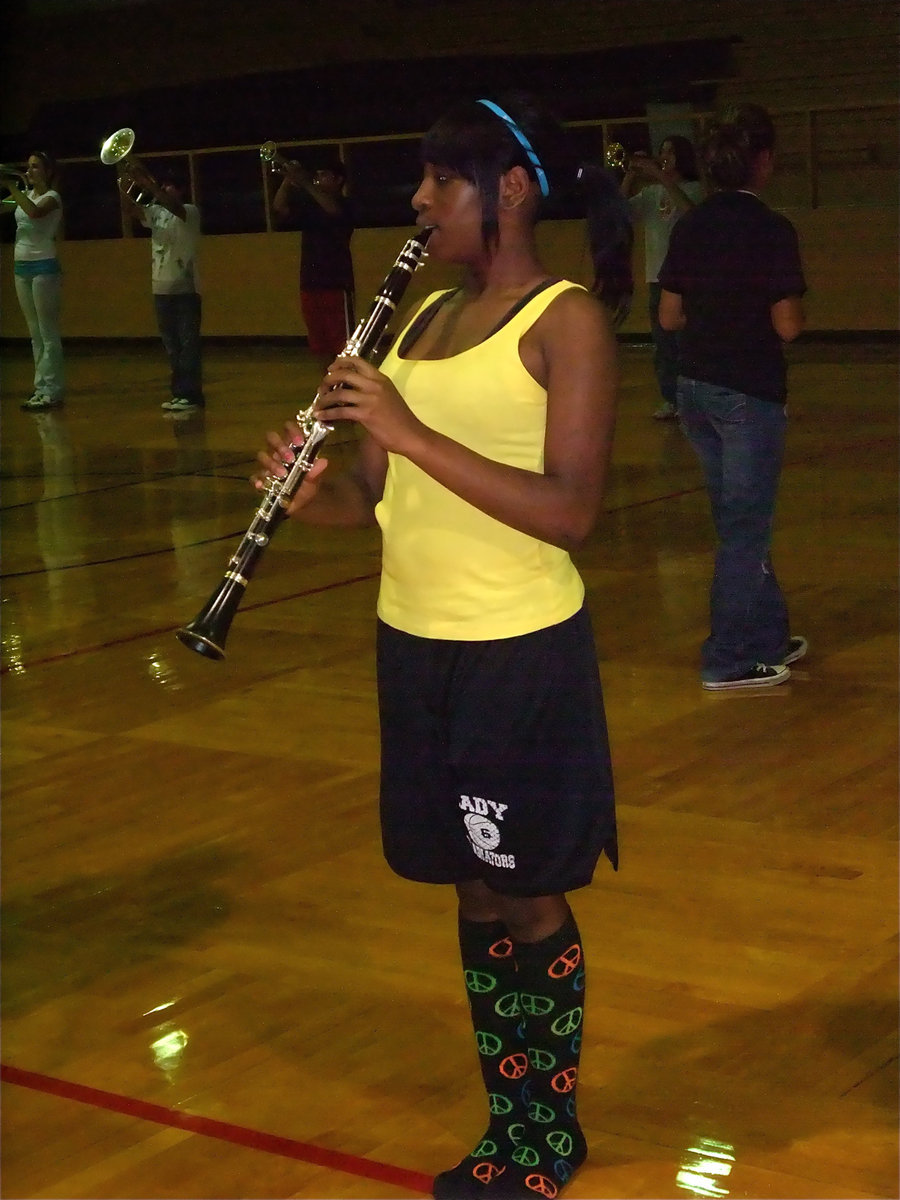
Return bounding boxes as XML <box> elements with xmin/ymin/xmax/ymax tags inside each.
<box><xmin>4</xmin><ymin>152</ymin><xmax>65</xmax><ymax>411</ymax></box>
<box><xmin>119</xmin><ymin>159</ymin><xmax>205</xmax><ymax>413</ymax></box>
<box><xmin>621</xmin><ymin>135</ymin><xmax>703</xmax><ymax>419</ymax></box>
<box><xmin>271</xmin><ymin>154</ymin><xmax>355</xmax><ymax>374</ymax></box>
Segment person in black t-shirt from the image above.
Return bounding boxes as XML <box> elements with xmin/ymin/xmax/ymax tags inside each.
<box><xmin>658</xmin><ymin>104</ymin><xmax>808</xmax><ymax>692</ymax></box>
<box><xmin>273</xmin><ymin>157</ymin><xmax>355</xmax><ymax>372</ymax></box>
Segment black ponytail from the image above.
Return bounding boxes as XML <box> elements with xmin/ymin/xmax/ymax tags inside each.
<box><xmin>700</xmin><ymin>104</ymin><xmax>776</xmax><ymax>191</ymax></box>
<box><xmin>576</xmin><ymin>162</ymin><xmax>634</xmax><ymax>327</ymax></box>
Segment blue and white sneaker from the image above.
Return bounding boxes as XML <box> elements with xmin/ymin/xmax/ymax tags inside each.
<box><xmin>702</xmin><ymin>664</ymin><xmax>791</xmax><ymax>691</ymax></box>
<box><xmin>783</xmin><ymin>636</ymin><xmax>808</xmax><ymax>665</ymax></box>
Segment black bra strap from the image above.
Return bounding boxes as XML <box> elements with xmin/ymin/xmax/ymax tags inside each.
<box><xmin>487</xmin><ymin>277</ymin><xmax>563</xmax><ymax>338</ymax></box>
<box><xmin>397</xmin><ymin>290</ymin><xmax>460</xmax><ymax>357</ymax></box>
<box><xmin>397</xmin><ymin>277</ymin><xmax>564</xmax><ymax>357</ymax></box>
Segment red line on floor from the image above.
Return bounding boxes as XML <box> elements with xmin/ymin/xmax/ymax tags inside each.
<box><xmin>1</xmin><ymin>1063</ymin><xmax>434</xmax><ymax>1196</ymax></box>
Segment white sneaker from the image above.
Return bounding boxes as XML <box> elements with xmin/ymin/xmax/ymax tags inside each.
<box><xmin>168</xmin><ymin>397</ymin><xmax>201</xmax><ymax>411</ymax></box>
<box><xmin>161</xmin><ymin>398</ymin><xmax>180</xmax><ymax>410</ymax></box>
<box><xmin>21</xmin><ymin>394</ymin><xmax>61</xmax><ymax>411</ymax></box>
<box><xmin>652</xmin><ymin>401</ymin><xmax>677</xmax><ymax>420</ymax></box>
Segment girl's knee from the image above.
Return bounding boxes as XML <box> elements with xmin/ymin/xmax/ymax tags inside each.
<box><xmin>455</xmin><ymin>879</ymin><xmax>501</xmax><ymax>922</ymax></box>
<box><xmin>455</xmin><ymin>883</ymin><xmax>570</xmax><ymax>943</ymax></box>
<box><xmin>499</xmin><ymin>894</ymin><xmax>570</xmax><ymax>943</ymax></box>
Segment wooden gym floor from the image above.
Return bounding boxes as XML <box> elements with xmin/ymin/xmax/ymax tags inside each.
<box><xmin>1</xmin><ymin>337</ymin><xmax>897</xmax><ymax>1200</ymax></box>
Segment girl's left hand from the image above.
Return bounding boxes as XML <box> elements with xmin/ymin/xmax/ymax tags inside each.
<box><xmin>314</xmin><ymin>356</ymin><xmax>423</xmax><ymax>455</ymax></box>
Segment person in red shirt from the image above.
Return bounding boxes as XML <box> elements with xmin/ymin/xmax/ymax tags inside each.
<box><xmin>273</xmin><ymin>157</ymin><xmax>355</xmax><ymax>373</ymax></box>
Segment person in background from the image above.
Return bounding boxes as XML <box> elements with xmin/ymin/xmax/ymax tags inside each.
<box><xmin>578</xmin><ymin>160</ymin><xmax>634</xmax><ymax>329</ymax></box>
<box><xmin>4</xmin><ymin>151</ymin><xmax>65</xmax><ymax>411</ymax></box>
<box><xmin>621</xmin><ymin>134</ymin><xmax>702</xmax><ymax>419</ymax></box>
<box><xmin>255</xmin><ymin>92</ymin><xmax>631</xmax><ymax>1200</ymax></box>
<box><xmin>120</xmin><ymin>162</ymin><xmax>204</xmax><ymax>413</ymax></box>
<box><xmin>272</xmin><ymin>156</ymin><xmax>355</xmax><ymax>373</ymax></box>
<box><xmin>659</xmin><ymin>103</ymin><xmax>808</xmax><ymax>691</ymax></box>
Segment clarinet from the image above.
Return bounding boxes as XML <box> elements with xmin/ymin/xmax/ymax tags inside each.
<box><xmin>176</xmin><ymin>226</ymin><xmax>433</xmax><ymax>660</ymax></box>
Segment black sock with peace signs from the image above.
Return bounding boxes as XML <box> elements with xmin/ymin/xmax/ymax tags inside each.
<box><xmin>482</xmin><ymin>912</ymin><xmax>588</xmax><ymax>1200</ymax></box>
<box><xmin>432</xmin><ymin>917</ymin><xmax>528</xmax><ymax>1200</ymax></box>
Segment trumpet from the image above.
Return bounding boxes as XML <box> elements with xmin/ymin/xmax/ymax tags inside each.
<box><xmin>0</xmin><ymin>164</ymin><xmax>26</xmax><ymax>206</ymax></box>
<box><xmin>0</xmin><ymin>163</ymin><xmax>27</xmax><ymax>184</ymax></box>
<box><xmin>605</xmin><ymin>142</ymin><xmax>627</xmax><ymax>172</ymax></box>
<box><xmin>260</xmin><ymin>140</ymin><xmax>291</xmax><ymax>174</ymax></box>
<box><xmin>176</xmin><ymin>226</ymin><xmax>433</xmax><ymax>660</ymax></box>
<box><xmin>100</xmin><ymin>127</ymin><xmax>155</xmax><ymax>205</ymax></box>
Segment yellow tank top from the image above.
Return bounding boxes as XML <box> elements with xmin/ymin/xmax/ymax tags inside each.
<box><xmin>376</xmin><ymin>279</ymin><xmax>586</xmax><ymax>640</ymax></box>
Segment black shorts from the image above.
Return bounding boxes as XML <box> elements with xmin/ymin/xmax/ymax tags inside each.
<box><xmin>376</xmin><ymin>606</ymin><xmax>617</xmax><ymax>898</ymax></box>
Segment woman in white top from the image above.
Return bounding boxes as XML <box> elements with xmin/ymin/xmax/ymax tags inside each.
<box><xmin>621</xmin><ymin>135</ymin><xmax>703</xmax><ymax>420</ymax></box>
<box><xmin>5</xmin><ymin>151</ymin><xmax>65</xmax><ymax>410</ymax></box>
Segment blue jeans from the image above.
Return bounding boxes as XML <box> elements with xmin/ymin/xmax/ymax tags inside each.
<box><xmin>677</xmin><ymin>377</ymin><xmax>791</xmax><ymax>681</ymax></box>
<box><xmin>154</xmin><ymin>293</ymin><xmax>204</xmax><ymax>403</ymax></box>
<box><xmin>15</xmin><ymin>272</ymin><xmax>65</xmax><ymax>401</ymax></box>
<box><xmin>648</xmin><ymin>282</ymin><xmax>679</xmax><ymax>407</ymax></box>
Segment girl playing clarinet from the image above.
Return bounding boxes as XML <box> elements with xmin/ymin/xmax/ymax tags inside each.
<box><xmin>256</xmin><ymin>92</ymin><xmax>631</xmax><ymax>1200</ymax></box>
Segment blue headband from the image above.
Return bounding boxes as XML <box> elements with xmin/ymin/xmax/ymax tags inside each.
<box><xmin>476</xmin><ymin>99</ymin><xmax>550</xmax><ymax>198</ymax></box>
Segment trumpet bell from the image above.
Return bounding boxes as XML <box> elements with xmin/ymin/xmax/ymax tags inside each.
<box><xmin>605</xmin><ymin>142</ymin><xmax>627</xmax><ymax>171</ymax></box>
<box><xmin>259</xmin><ymin>141</ymin><xmax>278</xmax><ymax>164</ymax></box>
<box><xmin>100</xmin><ymin>127</ymin><xmax>136</xmax><ymax>166</ymax></box>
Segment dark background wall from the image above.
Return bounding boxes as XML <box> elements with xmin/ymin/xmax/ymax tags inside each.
<box><xmin>0</xmin><ymin>0</ymin><xmax>896</xmax><ymax>339</ymax></box>
<box><xmin>2</xmin><ymin>0</ymin><xmax>897</xmax><ymax>157</ymax></box>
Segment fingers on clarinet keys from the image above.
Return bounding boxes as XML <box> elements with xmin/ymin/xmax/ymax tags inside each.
<box><xmin>270</xmin><ymin>429</ymin><xmax>297</xmax><ymax>460</ymax></box>
<box><xmin>253</xmin><ymin>443</ymin><xmax>290</xmax><ymax>487</ymax></box>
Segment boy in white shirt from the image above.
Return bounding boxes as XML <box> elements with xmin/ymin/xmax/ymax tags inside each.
<box><xmin>122</xmin><ymin>165</ymin><xmax>204</xmax><ymax>412</ymax></box>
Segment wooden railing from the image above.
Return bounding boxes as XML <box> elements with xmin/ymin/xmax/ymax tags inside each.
<box><xmin>3</xmin><ymin>98</ymin><xmax>896</xmax><ymax>245</ymax></box>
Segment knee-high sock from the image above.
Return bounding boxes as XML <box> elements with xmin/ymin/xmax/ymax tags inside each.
<box><xmin>432</xmin><ymin>916</ymin><xmax>527</xmax><ymax>1199</ymax></box>
<box><xmin>484</xmin><ymin>912</ymin><xmax>588</xmax><ymax>1199</ymax></box>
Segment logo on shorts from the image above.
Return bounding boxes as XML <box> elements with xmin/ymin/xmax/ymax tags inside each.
<box><xmin>459</xmin><ymin>794</ymin><xmax>516</xmax><ymax>870</ymax></box>
<box><xmin>464</xmin><ymin>812</ymin><xmax>501</xmax><ymax>850</ymax></box>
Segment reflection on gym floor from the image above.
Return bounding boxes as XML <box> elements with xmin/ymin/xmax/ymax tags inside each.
<box><xmin>2</xmin><ymin>340</ymin><xmax>897</xmax><ymax>1200</ymax></box>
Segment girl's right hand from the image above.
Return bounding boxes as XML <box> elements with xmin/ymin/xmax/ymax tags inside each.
<box><xmin>251</xmin><ymin>421</ymin><xmax>330</xmax><ymax>517</ymax></box>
